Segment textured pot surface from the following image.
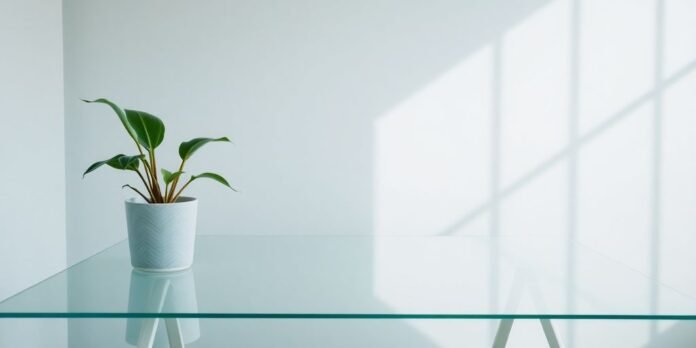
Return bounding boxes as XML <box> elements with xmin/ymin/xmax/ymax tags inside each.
<box><xmin>125</xmin><ymin>197</ymin><xmax>198</xmax><ymax>272</ymax></box>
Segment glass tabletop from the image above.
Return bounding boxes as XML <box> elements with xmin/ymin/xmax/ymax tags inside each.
<box><xmin>0</xmin><ymin>235</ymin><xmax>694</xmax><ymax>320</ymax></box>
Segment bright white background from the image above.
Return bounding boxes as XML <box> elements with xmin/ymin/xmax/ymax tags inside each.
<box><xmin>2</xmin><ymin>0</ymin><xmax>696</xmax><ymax>346</ymax></box>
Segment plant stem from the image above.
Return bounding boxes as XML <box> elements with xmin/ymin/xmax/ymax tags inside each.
<box><xmin>134</xmin><ymin>140</ymin><xmax>145</xmax><ymax>157</ymax></box>
<box><xmin>135</xmin><ymin>169</ymin><xmax>154</xmax><ymax>201</ymax></box>
<box><xmin>134</xmin><ymin>141</ymin><xmax>157</xmax><ymax>201</ymax></box>
<box><xmin>148</xmin><ymin>149</ymin><xmax>163</xmax><ymax>202</ymax></box>
<box><xmin>123</xmin><ymin>184</ymin><xmax>151</xmax><ymax>203</ymax></box>
<box><xmin>166</xmin><ymin>159</ymin><xmax>186</xmax><ymax>203</ymax></box>
<box><xmin>141</xmin><ymin>159</ymin><xmax>154</xmax><ymax>192</ymax></box>
<box><xmin>171</xmin><ymin>177</ymin><xmax>193</xmax><ymax>203</ymax></box>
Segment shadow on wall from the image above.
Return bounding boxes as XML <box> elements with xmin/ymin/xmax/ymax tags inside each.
<box><xmin>373</xmin><ymin>0</ymin><xmax>696</xmax><ymax>346</ymax></box>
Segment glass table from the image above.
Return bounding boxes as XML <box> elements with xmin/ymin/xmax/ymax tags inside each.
<box><xmin>1</xmin><ymin>235</ymin><xmax>694</xmax><ymax>347</ymax></box>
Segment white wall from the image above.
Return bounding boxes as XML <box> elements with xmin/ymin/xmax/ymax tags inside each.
<box><xmin>62</xmin><ymin>0</ymin><xmax>548</xmax><ymax>263</ymax></box>
<box><xmin>62</xmin><ymin>0</ymin><xmax>696</xmax><ymax>291</ymax></box>
<box><xmin>0</xmin><ymin>0</ymin><xmax>65</xmax><ymax>302</ymax></box>
<box><xmin>0</xmin><ymin>0</ymin><xmax>67</xmax><ymax>346</ymax></box>
<box><xmin>63</xmin><ymin>0</ymin><xmax>696</xmax><ymax>263</ymax></box>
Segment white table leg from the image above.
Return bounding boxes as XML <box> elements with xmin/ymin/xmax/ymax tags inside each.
<box><xmin>492</xmin><ymin>270</ymin><xmax>562</xmax><ymax>347</ymax></box>
<box><xmin>492</xmin><ymin>319</ymin><xmax>561</xmax><ymax>348</ymax></box>
<box><xmin>492</xmin><ymin>319</ymin><xmax>514</xmax><ymax>348</ymax></box>
<box><xmin>540</xmin><ymin>319</ymin><xmax>560</xmax><ymax>348</ymax></box>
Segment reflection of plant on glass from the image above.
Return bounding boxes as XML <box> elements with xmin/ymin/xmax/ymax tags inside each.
<box><xmin>82</xmin><ymin>98</ymin><xmax>236</xmax><ymax>203</ymax></box>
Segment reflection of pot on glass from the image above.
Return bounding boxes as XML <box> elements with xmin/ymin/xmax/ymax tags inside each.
<box><xmin>126</xmin><ymin>269</ymin><xmax>200</xmax><ymax>348</ymax></box>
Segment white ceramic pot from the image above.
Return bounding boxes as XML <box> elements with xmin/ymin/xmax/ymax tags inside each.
<box><xmin>125</xmin><ymin>197</ymin><xmax>198</xmax><ymax>272</ymax></box>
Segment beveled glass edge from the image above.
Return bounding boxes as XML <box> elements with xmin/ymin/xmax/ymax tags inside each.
<box><xmin>0</xmin><ymin>313</ymin><xmax>694</xmax><ymax>320</ymax></box>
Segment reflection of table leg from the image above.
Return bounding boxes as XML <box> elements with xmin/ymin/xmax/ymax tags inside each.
<box><xmin>136</xmin><ymin>317</ymin><xmax>185</xmax><ymax>348</ymax></box>
<box><xmin>492</xmin><ymin>319</ymin><xmax>560</xmax><ymax>348</ymax></box>
<box><xmin>137</xmin><ymin>279</ymin><xmax>169</xmax><ymax>348</ymax></box>
<box><xmin>165</xmin><ymin>319</ymin><xmax>185</xmax><ymax>348</ymax></box>
<box><xmin>137</xmin><ymin>318</ymin><xmax>160</xmax><ymax>348</ymax></box>
<box><xmin>135</xmin><ymin>279</ymin><xmax>185</xmax><ymax>348</ymax></box>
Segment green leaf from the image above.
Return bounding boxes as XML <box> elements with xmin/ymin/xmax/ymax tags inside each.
<box><xmin>161</xmin><ymin>169</ymin><xmax>184</xmax><ymax>185</ymax></box>
<box><xmin>192</xmin><ymin>172</ymin><xmax>237</xmax><ymax>191</ymax></box>
<box><xmin>125</xmin><ymin>109</ymin><xmax>165</xmax><ymax>150</ymax></box>
<box><xmin>83</xmin><ymin>154</ymin><xmax>144</xmax><ymax>177</ymax></box>
<box><xmin>83</xmin><ymin>158</ymin><xmax>114</xmax><ymax>177</ymax></box>
<box><xmin>109</xmin><ymin>154</ymin><xmax>144</xmax><ymax>171</ymax></box>
<box><xmin>178</xmin><ymin>137</ymin><xmax>230</xmax><ymax>161</ymax></box>
<box><xmin>82</xmin><ymin>98</ymin><xmax>139</xmax><ymax>144</ymax></box>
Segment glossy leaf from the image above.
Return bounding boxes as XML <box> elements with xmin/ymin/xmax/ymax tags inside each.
<box><xmin>192</xmin><ymin>172</ymin><xmax>237</xmax><ymax>191</ymax></box>
<box><xmin>83</xmin><ymin>154</ymin><xmax>144</xmax><ymax>177</ymax></box>
<box><xmin>125</xmin><ymin>109</ymin><xmax>165</xmax><ymax>150</ymax></box>
<box><xmin>110</xmin><ymin>154</ymin><xmax>144</xmax><ymax>171</ymax></box>
<box><xmin>83</xmin><ymin>158</ymin><xmax>114</xmax><ymax>177</ymax></box>
<box><xmin>179</xmin><ymin>137</ymin><xmax>230</xmax><ymax>161</ymax></box>
<box><xmin>82</xmin><ymin>99</ymin><xmax>139</xmax><ymax>143</ymax></box>
<box><xmin>161</xmin><ymin>169</ymin><xmax>184</xmax><ymax>185</ymax></box>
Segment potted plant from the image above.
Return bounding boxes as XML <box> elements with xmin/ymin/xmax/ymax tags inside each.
<box><xmin>82</xmin><ymin>98</ymin><xmax>236</xmax><ymax>272</ymax></box>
